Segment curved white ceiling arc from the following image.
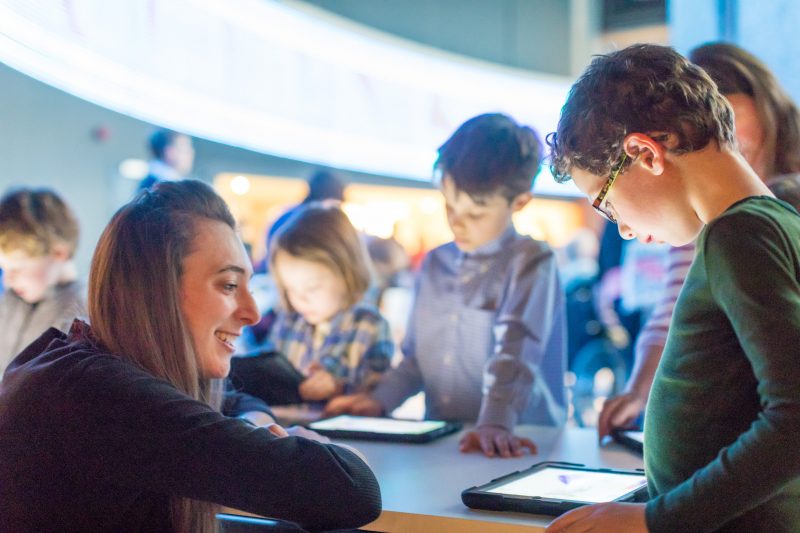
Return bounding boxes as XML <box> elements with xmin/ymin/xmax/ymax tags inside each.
<box><xmin>0</xmin><ymin>0</ymin><xmax>576</xmax><ymax>195</ymax></box>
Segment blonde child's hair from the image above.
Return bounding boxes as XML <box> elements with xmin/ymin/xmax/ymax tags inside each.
<box><xmin>269</xmin><ymin>202</ymin><xmax>371</xmax><ymax>311</ymax></box>
<box><xmin>0</xmin><ymin>188</ymin><xmax>79</xmax><ymax>257</ymax></box>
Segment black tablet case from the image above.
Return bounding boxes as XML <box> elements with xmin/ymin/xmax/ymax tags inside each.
<box><xmin>462</xmin><ymin>461</ymin><xmax>648</xmax><ymax>516</ymax></box>
<box><xmin>308</xmin><ymin>416</ymin><xmax>463</xmax><ymax>443</ymax></box>
<box><xmin>229</xmin><ymin>350</ymin><xmax>305</xmax><ymax>406</ymax></box>
<box><xmin>611</xmin><ymin>429</ymin><xmax>644</xmax><ymax>455</ymax></box>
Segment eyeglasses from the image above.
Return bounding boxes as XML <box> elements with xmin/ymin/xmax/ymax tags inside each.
<box><xmin>591</xmin><ymin>153</ymin><xmax>628</xmax><ymax>223</ymax></box>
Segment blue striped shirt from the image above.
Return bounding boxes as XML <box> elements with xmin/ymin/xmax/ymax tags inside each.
<box><xmin>372</xmin><ymin>226</ymin><xmax>567</xmax><ymax>428</ymax></box>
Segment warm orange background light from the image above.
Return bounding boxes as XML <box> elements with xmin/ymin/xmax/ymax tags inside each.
<box><xmin>214</xmin><ymin>173</ymin><xmax>587</xmax><ymax>264</ymax></box>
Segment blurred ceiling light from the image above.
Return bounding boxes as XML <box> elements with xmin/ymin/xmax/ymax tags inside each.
<box><xmin>418</xmin><ymin>196</ymin><xmax>440</xmax><ymax>215</ymax></box>
<box><xmin>341</xmin><ymin>203</ymin><xmax>367</xmax><ymax>231</ymax></box>
<box><xmin>118</xmin><ymin>158</ymin><xmax>149</xmax><ymax>180</ymax></box>
<box><xmin>342</xmin><ymin>201</ymin><xmax>408</xmax><ymax>239</ymax></box>
<box><xmin>230</xmin><ymin>175</ymin><xmax>251</xmax><ymax>195</ymax></box>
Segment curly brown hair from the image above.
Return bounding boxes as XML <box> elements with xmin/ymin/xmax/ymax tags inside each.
<box><xmin>548</xmin><ymin>44</ymin><xmax>736</xmax><ymax>182</ymax></box>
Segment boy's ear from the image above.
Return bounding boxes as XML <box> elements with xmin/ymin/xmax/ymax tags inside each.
<box><xmin>623</xmin><ymin>133</ymin><xmax>667</xmax><ymax>175</ymax></box>
<box><xmin>510</xmin><ymin>191</ymin><xmax>533</xmax><ymax>212</ymax></box>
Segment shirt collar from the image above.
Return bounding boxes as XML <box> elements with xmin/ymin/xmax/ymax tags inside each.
<box><xmin>457</xmin><ymin>225</ymin><xmax>517</xmax><ymax>262</ymax></box>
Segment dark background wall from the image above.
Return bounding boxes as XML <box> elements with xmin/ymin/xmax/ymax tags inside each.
<box><xmin>670</xmin><ymin>0</ymin><xmax>800</xmax><ymax>102</ymax></box>
<box><xmin>302</xmin><ymin>0</ymin><xmax>572</xmax><ymax>75</ymax></box>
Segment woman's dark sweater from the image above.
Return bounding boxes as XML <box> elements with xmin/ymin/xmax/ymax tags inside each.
<box><xmin>0</xmin><ymin>324</ymin><xmax>381</xmax><ymax>532</ymax></box>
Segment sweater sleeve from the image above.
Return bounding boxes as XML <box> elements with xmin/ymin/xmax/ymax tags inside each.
<box><xmin>222</xmin><ymin>378</ymin><xmax>274</xmax><ymax>418</ymax></box>
<box><xmin>645</xmin><ymin>213</ymin><xmax>800</xmax><ymax>532</ymax></box>
<box><xmin>64</xmin><ymin>357</ymin><xmax>381</xmax><ymax>532</ymax></box>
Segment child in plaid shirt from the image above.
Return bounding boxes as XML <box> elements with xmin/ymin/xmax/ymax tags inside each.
<box><xmin>267</xmin><ymin>203</ymin><xmax>393</xmax><ymax>402</ymax></box>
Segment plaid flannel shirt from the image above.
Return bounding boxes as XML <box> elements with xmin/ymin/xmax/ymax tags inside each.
<box><xmin>268</xmin><ymin>303</ymin><xmax>393</xmax><ymax>393</ymax></box>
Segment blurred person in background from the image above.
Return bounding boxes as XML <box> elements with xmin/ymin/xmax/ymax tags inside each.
<box><xmin>137</xmin><ymin>128</ymin><xmax>195</xmax><ymax>192</ymax></box>
<box><xmin>251</xmin><ymin>169</ymin><xmax>346</xmax><ymax>280</ymax></box>
<box><xmin>593</xmin><ymin>224</ymin><xmax>667</xmax><ymax>356</ymax></box>
<box><xmin>266</xmin><ymin>168</ymin><xmax>345</xmax><ymax>247</ymax></box>
<box><xmin>0</xmin><ymin>188</ymin><xmax>84</xmax><ymax>376</ymax></box>
<box><xmin>556</xmin><ymin>228</ymin><xmax>599</xmax><ymax>292</ymax></box>
<box><xmin>364</xmin><ymin>233</ymin><xmax>413</xmax><ymax>308</ymax></box>
<box><xmin>557</xmin><ymin>228</ymin><xmax>601</xmax><ymax>388</ymax></box>
<box><xmin>598</xmin><ymin>41</ymin><xmax>800</xmax><ymax>439</ymax></box>
<box><xmin>568</xmin><ymin>221</ymin><xmax>668</xmax><ymax>427</ymax></box>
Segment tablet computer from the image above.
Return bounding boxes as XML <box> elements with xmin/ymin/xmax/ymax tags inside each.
<box><xmin>611</xmin><ymin>429</ymin><xmax>644</xmax><ymax>455</ymax></box>
<box><xmin>308</xmin><ymin>415</ymin><xmax>462</xmax><ymax>443</ymax></box>
<box><xmin>462</xmin><ymin>461</ymin><xmax>648</xmax><ymax>516</ymax></box>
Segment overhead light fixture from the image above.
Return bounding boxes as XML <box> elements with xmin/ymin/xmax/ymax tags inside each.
<box><xmin>118</xmin><ymin>159</ymin><xmax>149</xmax><ymax>180</ymax></box>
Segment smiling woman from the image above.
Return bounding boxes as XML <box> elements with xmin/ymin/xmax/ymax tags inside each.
<box><xmin>179</xmin><ymin>217</ymin><xmax>260</xmax><ymax>379</ymax></box>
<box><xmin>0</xmin><ymin>180</ymin><xmax>381</xmax><ymax>532</ymax></box>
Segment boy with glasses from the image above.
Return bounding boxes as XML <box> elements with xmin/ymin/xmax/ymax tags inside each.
<box><xmin>546</xmin><ymin>44</ymin><xmax>800</xmax><ymax>532</ymax></box>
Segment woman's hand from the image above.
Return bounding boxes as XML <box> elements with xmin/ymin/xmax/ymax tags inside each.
<box><xmin>299</xmin><ymin>366</ymin><xmax>342</xmax><ymax>401</ymax></box>
<box><xmin>546</xmin><ymin>502</ymin><xmax>647</xmax><ymax>533</ymax></box>
<box><xmin>263</xmin><ymin>423</ymin><xmax>289</xmax><ymax>438</ymax></box>
<box><xmin>459</xmin><ymin>424</ymin><xmax>537</xmax><ymax>458</ymax></box>
<box><xmin>264</xmin><ymin>424</ymin><xmax>331</xmax><ymax>444</ymax></box>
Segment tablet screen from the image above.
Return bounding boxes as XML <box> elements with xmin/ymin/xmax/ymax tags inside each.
<box><xmin>620</xmin><ymin>430</ymin><xmax>644</xmax><ymax>444</ymax></box>
<box><xmin>310</xmin><ymin>415</ymin><xmax>447</xmax><ymax>435</ymax></box>
<box><xmin>487</xmin><ymin>466</ymin><xmax>647</xmax><ymax>503</ymax></box>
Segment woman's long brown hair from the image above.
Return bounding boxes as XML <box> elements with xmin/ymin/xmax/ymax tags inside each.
<box><xmin>690</xmin><ymin>42</ymin><xmax>800</xmax><ymax>179</ymax></box>
<box><xmin>88</xmin><ymin>180</ymin><xmax>236</xmax><ymax>533</ymax></box>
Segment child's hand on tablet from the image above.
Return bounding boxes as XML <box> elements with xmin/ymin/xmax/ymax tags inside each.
<box><xmin>597</xmin><ymin>392</ymin><xmax>646</xmax><ymax>440</ymax></box>
<box><xmin>324</xmin><ymin>393</ymin><xmax>384</xmax><ymax>417</ymax></box>
<box><xmin>299</xmin><ymin>365</ymin><xmax>342</xmax><ymax>401</ymax></box>
<box><xmin>545</xmin><ymin>502</ymin><xmax>646</xmax><ymax>533</ymax></box>
<box><xmin>459</xmin><ymin>425</ymin><xmax>537</xmax><ymax>458</ymax></box>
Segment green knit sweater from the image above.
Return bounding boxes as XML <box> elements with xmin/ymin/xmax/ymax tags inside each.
<box><xmin>645</xmin><ymin>196</ymin><xmax>800</xmax><ymax>532</ymax></box>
